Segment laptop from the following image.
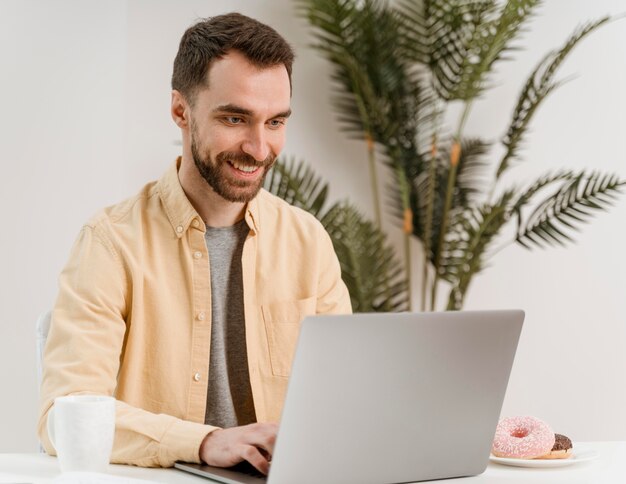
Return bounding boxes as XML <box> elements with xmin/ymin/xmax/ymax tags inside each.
<box><xmin>175</xmin><ymin>310</ymin><xmax>524</xmax><ymax>484</ymax></box>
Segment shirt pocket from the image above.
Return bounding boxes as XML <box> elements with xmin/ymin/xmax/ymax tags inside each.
<box><xmin>261</xmin><ymin>297</ymin><xmax>316</xmax><ymax>377</ymax></box>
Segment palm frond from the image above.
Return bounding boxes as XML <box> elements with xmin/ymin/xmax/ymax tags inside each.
<box><xmin>300</xmin><ymin>0</ymin><xmax>412</xmax><ymax>141</ymax></box>
<box><xmin>403</xmin><ymin>135</ymin><xmax>490</xmax><ymax>253</ymax></box>
<box><xmin>411</xmin><ymin>164</ymin><xmax>447</xmax><ymax>260</ymax></box>
<box><xmin>265</xmin><ymin>157</ymin><xmax>329</xmax><ymax>217</ymax></box>
<box><xmin>449</xmin><ymin>137</ymin><xmax>493</xmax><ymax>206</ymax></box>
<box><xmin>396</xmin><ymin>137</ymin><xmax>450</xmax><ymax>261</ymax></box>
<box><xmin>396</xmin><ymin>0</ymin><xmax>430</xmax><ymax>64</ymax></box>
<box><xmin>497</xmin><ymin>16</ymin><xmax>610</xmax><ymax>179</ymax></box>
<box><xmin>400</xmin><ymin>0</ymin><xmax>540</xmax><ymax>101</ymax></box>
<box><xmin>297</xmin><ymin>0</ymin><xmax>371</xmax><ymax>136</ymax></box>
<box><xmin>406</xmin><ymin>0</ymin><xmax>497</xmax><ymax>100</ymax></box>
<box><xmin>453</xmin><ymin>0</ymin><xmax>540</xmax><ymax>100</ymax></box>
<box><xmin>440</xmin><ymin>191</ymin><xmax>516</xmax><ymax>309</ymax></box>
<box><xmin>509</xmin><ymin>171</ymin><xmax>576</xmax><ymax>232</ymax></box>
<box><xmin>330</xmin><ymin>50</ymin><xmax>384</xmax><ymax>137</ymax></box>
<box><xmin>516</xmin><ymin>172</ymin><xmax>625</xmax><ymax>248</ymax></box>
<box><xmin>321</xmin><ymin>202</ymin><xmax>410</xmax><ymax>312</ymax></box>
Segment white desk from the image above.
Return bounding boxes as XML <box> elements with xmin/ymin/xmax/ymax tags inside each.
<box><xmin>1</xmin><ymin>442</ymin><xmax>625</xmax><ymax>483</ymax></box>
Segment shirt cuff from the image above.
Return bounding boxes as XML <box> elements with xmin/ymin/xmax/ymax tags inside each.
<box><xmin>158</xmin><ymin>418</ymin><xmax>219</xmax><ymax>467</ymax></box>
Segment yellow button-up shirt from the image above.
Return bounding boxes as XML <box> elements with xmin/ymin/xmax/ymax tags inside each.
<box><xmin>38</xmin><ymin>159</ymin><xmax>352</xmax><ymax>467</ymax></box>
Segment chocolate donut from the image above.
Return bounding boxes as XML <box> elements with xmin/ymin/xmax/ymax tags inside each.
<box><xmin>537</xmin><ymin>433</ymin><xmax>573</xmax><ymax>459</ymax></box>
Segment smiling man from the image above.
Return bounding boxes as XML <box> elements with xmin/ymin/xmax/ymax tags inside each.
<box><xmin>38</xmin><ymin>13</ymin><xmax>351</xmax><ymax>475</ymax></box>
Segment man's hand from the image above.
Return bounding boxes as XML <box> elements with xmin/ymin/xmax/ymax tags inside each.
<box><xmin>199</xmin><ymin>422</ymin><xmax>278</xmax><ymax>475</ymax></box>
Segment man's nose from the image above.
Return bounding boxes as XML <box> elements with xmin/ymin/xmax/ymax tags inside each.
<box><xmin>241</xmin><ymin>126</ymin><xmax>270</xmax><ymax>162</ymax></box>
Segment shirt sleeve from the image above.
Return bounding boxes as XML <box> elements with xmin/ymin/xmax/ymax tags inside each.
<box><xmin>37</xmin><ymin>223</ymin><xmax>217</xmax><ymax>467</ymax></box>
<box><xmin>315</xmin><ymin>223</ymin><xmax>353</xmax><ymax>315</ymax></box>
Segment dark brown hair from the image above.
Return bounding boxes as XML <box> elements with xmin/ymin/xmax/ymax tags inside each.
<box><xmin>172</xmin><ymin>12</ymin><xmax>294</xmax><ymax>103</ymax></box>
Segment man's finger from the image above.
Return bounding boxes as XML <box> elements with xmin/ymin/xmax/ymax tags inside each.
<box><xmin>241</xmin><ymin>423</ymin><xmax>277</xmax><ymax>457</ymax></box>
<box><xmin>259</xmin><ymin>448</ymin><xmax>272</xmax><ymax>462</ymax></box>
<box><xmin>241</xmin><ymin>445</ymin><xmax>271</xmax><ymax>475</ymax></box>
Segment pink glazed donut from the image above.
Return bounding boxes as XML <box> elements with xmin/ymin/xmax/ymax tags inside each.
<box><xmin>492</xmin><ymin>416</ymin><xmax>555</xmax><ymax>459</ymax></box>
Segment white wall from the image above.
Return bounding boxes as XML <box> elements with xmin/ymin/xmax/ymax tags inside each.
<box><xmin>0</xmin><ymin>0</ymin><xmax>624</xmax><ymax>452</ymax></box>
<box><xmin>464</xmin><ymin>0</ymin><xmax>626</xmax><ymax>441</ymax></box>
<box><xmin>1</xmin><ymin>0</ymin><xmax>129</xmax><ymax>453</ymax></box>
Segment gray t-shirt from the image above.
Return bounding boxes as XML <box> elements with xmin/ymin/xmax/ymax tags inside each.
<box><xmin>204</xmin><ymin>219</ymin><xmax>257</xmax><ymax>428</ymax></box>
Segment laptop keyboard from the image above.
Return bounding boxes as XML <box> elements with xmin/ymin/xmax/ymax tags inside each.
<box><xmin>229</xmin><ymin>460</ymin><xmax>267</xmax><ymax>479</ymax></box>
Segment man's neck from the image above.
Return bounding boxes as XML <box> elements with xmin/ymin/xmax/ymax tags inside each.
<box><xmin>178</xmin><ymin>156</ymin><xmax>246</xmax><ymax>228</ymax></box>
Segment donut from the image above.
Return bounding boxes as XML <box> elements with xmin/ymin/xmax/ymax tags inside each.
<box><xmin>492</xmin><ymin>416</ymin><xmax>555</xmax><ymax>459</ymax></box>
<box><xmin>537</xmin><ymin>434</ymin><xmax>573</xmax><ymax>460</ymax></box>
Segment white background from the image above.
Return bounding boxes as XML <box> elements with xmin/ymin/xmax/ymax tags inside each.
<box><xmin>0</xmin><ymin>0</ymin><xmax>624</xmax><ymax>452</ymax></box>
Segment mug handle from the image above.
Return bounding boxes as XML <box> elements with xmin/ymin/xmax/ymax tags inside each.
<box><xmin>46</xmin><ymin>405</ymin><xmax>57</xmax><ymax>451</ymax></box>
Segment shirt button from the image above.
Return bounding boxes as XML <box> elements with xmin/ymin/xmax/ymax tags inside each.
<box><xmin>193</xmin><ymin>251</ymin><xmax>202</xmax><ymax>259</ymax></box>
<box><xmin>197</xmin><ymin>312</ymin><xmax>205</xmax><ymax>321</ymax></box>
<box><xmin>193</xmin><ymin>373</ymin><xmax>201</xmax><ymax>382</ymax></box>
<box><xmin>192</xmin><ymin>219</ymin><xmax>200</xmax><ymax>228</ymax></box>
<box><xmin>176</xmin><ymin>225</ymin><xmax>183</xmax><ymax>233</ymax></box>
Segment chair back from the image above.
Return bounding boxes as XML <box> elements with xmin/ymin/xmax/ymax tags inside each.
<box><xmin>36</xmin><ymin>310</ymin><xmax>52</xmax><ymax>386</ymax></box>
<box><xmin>36</xmin><ymin>310</ymin><xmax>52</xmax><ymax>453</ymax></box>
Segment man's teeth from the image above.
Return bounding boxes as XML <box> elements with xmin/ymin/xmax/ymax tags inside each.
<box><xmin>230</xmin><ymin>161</ymin><xmax>258</xmax><ymax>173</ymax></box>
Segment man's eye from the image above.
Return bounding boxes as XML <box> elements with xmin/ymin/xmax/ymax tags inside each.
<box><xmin>224</xmin><ymin>116</ymin><xmax>243</xmax><ymax>124</ymax></box>
<box><xmin>269</xmin><ymin>119</ymin><xmax>285</xmax><ymax>128</ymax></box>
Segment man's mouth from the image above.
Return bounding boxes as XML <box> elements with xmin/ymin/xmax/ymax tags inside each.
<box><xmin>228</xmin><ymin>160</ymin><xmax>261</xmax><ymax>174</ymax></box>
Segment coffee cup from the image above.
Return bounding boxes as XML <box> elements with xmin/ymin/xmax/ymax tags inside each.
<box><xmin>46</xmin><ymin>395</ymin><xmax>116</xmax><ymax>473</ymax></box>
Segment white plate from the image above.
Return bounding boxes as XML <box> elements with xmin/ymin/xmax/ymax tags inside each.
<box><xmin>490</xmin><ymin>446</ymin><xmax>599</xmax><ymax>468</ymax></box>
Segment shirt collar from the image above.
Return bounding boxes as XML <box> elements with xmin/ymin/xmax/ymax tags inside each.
<box><xmin>158</xmin><ymin>157</ymin><xmax>261</xmax><ymax>238</ymax></box>
<box><xmin>245</xmin><ymin>194</ymin><xmax>260</xmax><ymax>235</ymax></box>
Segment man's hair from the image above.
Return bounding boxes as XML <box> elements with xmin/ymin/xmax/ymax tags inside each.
<box><xmin>172</xmin><ymin>12</ymin><xmax>294</xmax><ymax>103</ymax></box>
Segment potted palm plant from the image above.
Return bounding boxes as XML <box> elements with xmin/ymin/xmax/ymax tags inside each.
<box><xmin>278</xmin><ymin>0</ymin><xmax>624</xmax><ymax>312</ymax></box>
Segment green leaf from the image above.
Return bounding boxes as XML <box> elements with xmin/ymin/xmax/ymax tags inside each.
<box><xmin>265</xmin><ymin>156</ymin><xmax>329</xmax><ymax>217</ymax></box>
<box><xmin>440</xmin><ymin>191</ymin><xmax>515</xmax><ymax>309</ymax></box>
<box><xmin>510</xmin><ymin>171</ymin><xmax>576</xmax><ymax>233</ymax></box>
<box><xmin>300</xmin><ymin>0</ymin><xmax>429</xmax><ymax>148</ymax></box>
<box><xmin>497</xmin><ymin>16</ymin><xmax>611</xmax><ymax>179</ymax></box>
<box><xmin>450</xmin><ymin>137</ymin><xmax>493</xmax><ymax>205</ymax></box>
<box><xmin>322</xmin><ymin>202</ymin><xmax>410</xmax><ymax>312</ymax></box>
<box><xmin>516</xmin><ymin>172</ymin><xmax>625</xmax><ymax>249</ymax></box>
<box><xmin>400</xmin><ymin>0</ymin><xmax>540</xmax><ymax>101</ymax></box>
<box><xmin>457</xmin><ymin>0</ymin><xmax>540</xmax><ymax>100</ymax></box>
<box><xmin>396</xmin><ymin>136</ymin><xmax>490</xmax><ymax>259</ymax></box>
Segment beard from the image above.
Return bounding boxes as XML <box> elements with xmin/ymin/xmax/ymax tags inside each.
<box><xmin>191</xmin><ymin>130</ymin><xmax>276</xmax><ymax>203</ymax></box>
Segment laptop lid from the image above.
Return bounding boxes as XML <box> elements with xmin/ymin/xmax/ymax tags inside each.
<box><xmin>176</xmin><ymin>310</ymin><xmax>524</xmax><ymax>484</ymax></box>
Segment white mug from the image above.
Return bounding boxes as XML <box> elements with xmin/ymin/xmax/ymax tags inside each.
<box><xmin>47</xmin><ymin>395</ymin><xmax>116</xmax><ymax>473</ymax></box>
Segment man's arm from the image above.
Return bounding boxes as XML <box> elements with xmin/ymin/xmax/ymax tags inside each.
<box><xmin>38</xmin><ymin>224</ymin><xmax>216</xmax><ymax>467</ymax></box>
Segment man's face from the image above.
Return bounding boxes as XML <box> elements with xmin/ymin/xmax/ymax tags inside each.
<box><xmin>188</xmin><ymin>50</ymin><xmax>291</xmax><ymax>203</ymax></box>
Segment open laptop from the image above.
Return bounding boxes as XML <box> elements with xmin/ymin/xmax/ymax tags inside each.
<box><xmin>175</xmin><ymin>310</ymin><xmax>524</xmax><ymax>484</ymax></box>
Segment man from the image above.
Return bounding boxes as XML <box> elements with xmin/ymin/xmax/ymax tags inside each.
<box><xmin>38</xmin><ymin>13</ymin><xmax>351</xmax><ymax>474</ymax></box>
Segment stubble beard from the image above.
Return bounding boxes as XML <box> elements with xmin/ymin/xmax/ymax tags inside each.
<box><xmin>190</xmin><ymin>129</ymin><xmax>276</xmax><ymax>204</ymax></box>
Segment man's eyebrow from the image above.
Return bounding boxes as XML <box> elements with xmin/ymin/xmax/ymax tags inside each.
<box><xmin>214</xmin><ymin>104</ymin><xmax>253</xmax><ymax>116</ymax></box>
<box><xmin>273</xmin><ymin>109</ymin><xmax>292</xmax><ymax>119</ymax></box>
<box><xmin>214</xmin><ymin>104</ymin><xmax>292</xmax><ymax>119</ymax></box>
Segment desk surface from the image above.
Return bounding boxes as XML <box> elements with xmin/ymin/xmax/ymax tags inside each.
<box><xmin>1</xmin><ymin>442</ymin><xmax>625</xmax><ymax>483</ymax></box>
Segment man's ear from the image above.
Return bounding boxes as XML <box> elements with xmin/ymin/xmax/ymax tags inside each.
<box><xmin>171</xmin><ymin>90</ymin><xmax>190</xmax><ymax>129</ymax></box>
